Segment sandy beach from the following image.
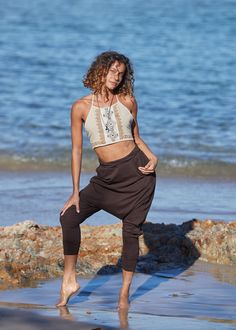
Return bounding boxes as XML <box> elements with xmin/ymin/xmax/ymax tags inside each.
<box><xmin>0</xmin><ymin>307</ymin><xmax>116</xmax><ymax>330</ymax></box>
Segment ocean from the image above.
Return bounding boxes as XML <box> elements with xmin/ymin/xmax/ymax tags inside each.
<box><xmin>1</xmin><ymin>0</ymin><xmax>236</xmax><ymax>177</ymax></box>
<box><xmin>0</xmin><ymin>0</ymin><xmax>236</xmax><ymax>225</ymax></box>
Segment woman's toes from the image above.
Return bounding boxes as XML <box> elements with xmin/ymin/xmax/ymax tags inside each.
<box><xmin>56</xmin><ymin>284</ymin><xmax>80</xmax><ymax>307</ymax></box>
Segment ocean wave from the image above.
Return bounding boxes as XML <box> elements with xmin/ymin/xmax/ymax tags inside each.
<box><xmin>160</xmin><ymin>157</ymin><xmax>236</xmax><ymax>180</ymax></box>
<box><xmin>1</xmin><ymin>152</ymin><xmax>235</xmax><ymax>180</ymax></box>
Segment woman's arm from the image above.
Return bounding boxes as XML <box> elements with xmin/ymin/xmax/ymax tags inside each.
<box><xmin>71</xmin><ymin>100</ymin><xmax>83</xmax><ymax>193</ymax></box>
<box><xmin>129</xmin><ymin>96</ymin><xmax>158</xmax><ymax>174</ymax></box>
<box><xmin>60</xmin><ymin>100</ymin><xmax>83</xmax><ymax>215</ymax></box>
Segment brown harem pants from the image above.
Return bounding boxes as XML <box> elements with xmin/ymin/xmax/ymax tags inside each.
<box><xmin>60</xmin><ymin>145</ymin><xmax>156</xmax><ymax>272</ymax></box>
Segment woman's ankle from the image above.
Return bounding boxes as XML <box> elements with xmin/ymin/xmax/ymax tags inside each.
<box><xmin>62</xmin><ymin>274</ymin><xmax>77</xmax><ymax>285</ymax></box>
<box><xmin>120</xmin><ymin>285</ymin><xmax>130</xmax><ymax>296</ymax></box>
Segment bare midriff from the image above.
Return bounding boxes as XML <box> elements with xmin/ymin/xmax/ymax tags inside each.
<box><xmin>95</xmin><ymin>140</ymin><xmax>136</xmax><ymax>163</ymax></box>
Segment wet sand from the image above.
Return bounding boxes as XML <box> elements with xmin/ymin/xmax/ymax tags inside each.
<box><xmin>0</xmin><ymin>260</ymin><xmax>236</xmax><ymax>330</ymax></box>
<box><xmin>0</xmin><ymin>307</ymin><xmax>116</xmax><ymax>330</ymax></box>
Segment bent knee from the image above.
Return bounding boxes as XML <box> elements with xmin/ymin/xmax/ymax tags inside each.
<box><xmin>123</xmin><ymin>222</ymin><xmax>143</xmax><ymax>238</ymax></box>
<box><xmin>59</xmin><ymin>205</ymin><xmax>78</xmax><ymax>226</ymax></box>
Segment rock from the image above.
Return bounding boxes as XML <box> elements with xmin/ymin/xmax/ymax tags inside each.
<box><xmin>0</xmin><ymin>218</ymin><xmax>236</xmax><ymax>289</ymax></box>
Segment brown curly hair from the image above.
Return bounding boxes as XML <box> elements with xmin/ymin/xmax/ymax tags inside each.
<box><xmin>83</xmin><ymin>51</ymin><xmax>134</xmax><ymax>99</ymax></box>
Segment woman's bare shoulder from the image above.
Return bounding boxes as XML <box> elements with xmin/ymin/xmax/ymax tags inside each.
<box><xmin>119</xmin><ymin>93</ymin><xmax>137</xmax><ymax>111</ymax></box>
<box><xmin>70</xmin><ymin>94</ymin><xmax>93</xmax><ymax>120</ymax></box>
<box><xmin>72</xmin><ymin>94</ymin><xmax>92</xmax><ymax>111</ymax></box>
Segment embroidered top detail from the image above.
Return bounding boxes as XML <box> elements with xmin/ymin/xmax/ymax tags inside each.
<box><xmin>84</xmin><ymin>95</ymin><xmax>134</xmax><ymax>149</ymax></box>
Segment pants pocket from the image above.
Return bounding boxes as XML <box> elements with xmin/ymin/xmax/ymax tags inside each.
<box><xmin>96</xmin><ymin>164</ymin><xmax>118</xmax><ymax>183</ymax></box>
<box><xmin>134</xmin><ymin>150</ymin><xmax>152</xmax><ymax>176</ymax></box>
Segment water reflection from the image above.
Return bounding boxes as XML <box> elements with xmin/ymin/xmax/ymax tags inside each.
<box><xmin>58</xmin><ymin>305</ymin><xmax>129</xmax><ymax>329</ymax></box>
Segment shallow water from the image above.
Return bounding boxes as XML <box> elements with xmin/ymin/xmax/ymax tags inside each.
<box><xmin>0</xmin><ymin>171</ymin><xmax>235</xmax><ymax>227</ymax></box>
<box><xmin>0</xmin><ymin>261</ymin><xmax>236</xmax><ymax>329</ymax></box>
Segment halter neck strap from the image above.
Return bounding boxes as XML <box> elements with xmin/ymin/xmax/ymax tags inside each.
<box><xmin>91</xmin><ymin>93</ymin><xmax>95</xmax><ymax>107</ymax></box>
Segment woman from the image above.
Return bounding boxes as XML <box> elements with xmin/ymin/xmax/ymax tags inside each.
<box><xmin>57</xmin><ymin>51</ymin><xmax>158</xmax><ymax>308</ymax></box>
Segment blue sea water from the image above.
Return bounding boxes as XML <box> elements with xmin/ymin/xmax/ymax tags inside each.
<box><xmin>0</xmin><ymin>0</ymin><xmax>236</xmax><ymax>178</ymax></box>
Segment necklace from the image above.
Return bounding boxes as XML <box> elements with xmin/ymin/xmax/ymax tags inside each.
<box><xmin>97</xmin><ymin>94</ymin><xmax>118</xmax><ymax>141</ymax></box>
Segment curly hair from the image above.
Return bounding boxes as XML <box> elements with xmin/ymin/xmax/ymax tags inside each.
<box><xmin>83</xmin><ymin>51</ymin><xmax>134</xmax><ymax>99</ymax></box>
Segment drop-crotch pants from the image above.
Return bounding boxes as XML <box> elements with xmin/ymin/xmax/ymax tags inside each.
<box><xmin>60</xmin><ymin>144</ymin><xmax>156</xmax><ymax>272</ymax></box>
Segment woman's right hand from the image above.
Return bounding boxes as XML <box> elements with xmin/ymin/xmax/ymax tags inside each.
<box><xmin>60</xmin><ymin>192</ymin><xmax>80</xmax><ymax>216</ymax></box>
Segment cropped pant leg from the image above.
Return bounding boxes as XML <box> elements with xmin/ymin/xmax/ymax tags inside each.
<box><xmin>60</xmin><ymin>184</ymin><xmax>101</xmax><ymax>255</ymax></box>
<box><xmin>122</xmin><ymin>174</ymin><xmax>155</xmax><ymax>272</ymax></box>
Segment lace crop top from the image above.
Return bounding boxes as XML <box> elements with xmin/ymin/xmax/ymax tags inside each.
<box><xmin>84</xmin><ymin>94</ymin><xmax>134</xmax><ymax>149</ymax></box>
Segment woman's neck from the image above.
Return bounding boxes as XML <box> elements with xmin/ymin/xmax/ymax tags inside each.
<box><xmin>96</xmin><ymin>88</ymin><xmax>115</xmax><ymax>103</ymax></box>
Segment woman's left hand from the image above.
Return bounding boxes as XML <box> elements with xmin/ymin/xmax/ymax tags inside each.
<box><xmin>138</xmin><ymin>157</ymin><xmax>158</xmax><ymax>175</ymax></box>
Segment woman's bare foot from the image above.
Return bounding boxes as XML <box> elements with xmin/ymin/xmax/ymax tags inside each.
<box><xmin>56</xmin><ymin>282</ymin><xmax>80</xmax><ymax>307</ymax></box>
<box><xmin>118</xmin><ymin>288</ymin><xmax>130</xmax><ymax>310</ymax></box>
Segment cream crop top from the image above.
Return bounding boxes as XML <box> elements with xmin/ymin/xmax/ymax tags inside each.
<box><xmin>84</xmin><ymin>94</ymin><xmax>134</xmax><ymax>149</ymax></box>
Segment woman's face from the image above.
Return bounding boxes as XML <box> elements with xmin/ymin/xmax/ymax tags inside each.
<box><xmin>105</xmin><ymin>61</ymin><xmax>126</xmax><ymax>91</ymax></box>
